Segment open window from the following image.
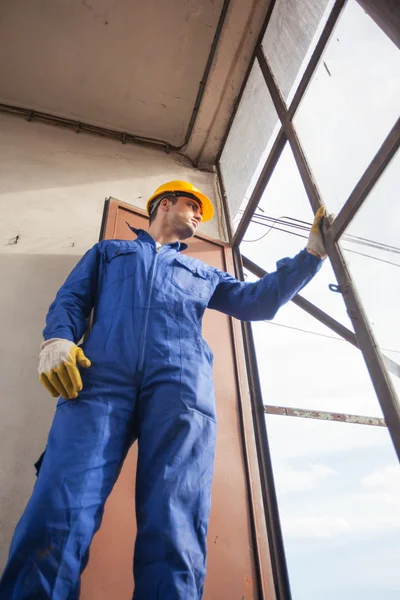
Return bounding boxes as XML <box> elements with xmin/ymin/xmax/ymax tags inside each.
<box><xmin>218</xmin><ymin>1</ymin><xmax>400</xmax><ymax>598</ymax></box>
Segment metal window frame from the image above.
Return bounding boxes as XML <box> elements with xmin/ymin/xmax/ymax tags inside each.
<box><xmin>216</xmin><ymin>1</ymin><xmax>400</xmax><ymax>598</ymax></box>
<box><xmin>220</xmin><ymin>0</ymin><xmax>400</xmax><ymax>456</ymax></box>
<box><xmin>255</xmin><ymin>45</ymin><xmax>400</xmax><ymax>458</ymax></box>
<box><xmin>232</xmin><ymin>246</ymin><xmax>293</xmax><ymax>600</ymax></box>
<box><xmin>242</xmin><ymin>255</ymin><xmax>400</xmax><ymax>380</ymax></box>
<box><xmin>264</xmin><ymin>405</ymin><xmax>386</xmax><ymax>427</ymax></box>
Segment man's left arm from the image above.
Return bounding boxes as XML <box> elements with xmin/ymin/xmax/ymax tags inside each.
<box><xmin>208</xmin><ymin>208</ymin><xmax>327</xmax><ymax>321</ymax></box>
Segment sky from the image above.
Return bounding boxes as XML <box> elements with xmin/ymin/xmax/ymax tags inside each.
<box><xmin>222</xmin><ymin>1</ymin><xmax>400</xmax><ymax>598</ymax></box>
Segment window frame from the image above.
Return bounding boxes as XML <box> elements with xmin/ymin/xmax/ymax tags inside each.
<box><xmin>216</xmin><ymin>2</ymin><xmax>400</xmax><ymax>598</ymax></box>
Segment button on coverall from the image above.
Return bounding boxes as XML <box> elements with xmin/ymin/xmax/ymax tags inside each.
<box><xmin>0</xmin><ymin>227</ymin><xmax>321</xmax><ymax>600</ymax></box>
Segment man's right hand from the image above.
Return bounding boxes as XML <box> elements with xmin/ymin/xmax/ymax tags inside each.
<box><xmin>38</xmin><ymin>338</ymin><xmax>91</xmax><ymax>399</ymax></box>
<box><xmin>306</xmin><ymin>206</ymin><xmax>327</xmax><ymax>259</ymax></box>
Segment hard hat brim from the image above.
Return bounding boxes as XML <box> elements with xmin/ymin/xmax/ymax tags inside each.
<box><xmin>147</xmin><ymin>188</ymin><xmax>214</xmax><ymax>222</ymax></box>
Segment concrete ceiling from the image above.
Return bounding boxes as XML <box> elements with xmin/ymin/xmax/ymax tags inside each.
<box><xmin>0</xmin><ymin>0</ymin><xmax>272</xmax><ymax>167</ymax></box>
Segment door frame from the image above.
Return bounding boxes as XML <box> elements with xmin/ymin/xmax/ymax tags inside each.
<box><xmin>99</xmin><ymin>196</ymin><xmax>276</xmax><ymax>600</ymax></box>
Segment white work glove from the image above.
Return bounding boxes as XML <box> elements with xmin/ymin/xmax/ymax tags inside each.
<box><xmin>306</xmin><ymin>207</ymin><xmax>327</xmax><ymax>259</ymax></box>
<box><xmin>38</xmin><ymin>338</ymin><xmax>91</xmax><ymax>399</ymax></box>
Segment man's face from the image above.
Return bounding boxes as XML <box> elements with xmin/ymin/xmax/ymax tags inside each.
<box><xmin>166</xmin><ymin>196</ymin><xmax>203</xmax><ymax>240</ymax></box>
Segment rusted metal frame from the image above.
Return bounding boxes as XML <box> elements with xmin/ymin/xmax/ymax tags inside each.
<box><xmin>327</xmin><ymin>116</ymin><xmax>400</xmax><ymax>242</ymax></box>
<box><xmin>287</xmin><ymin>0</ymin><xmax>347</xmax><ymax>118</ymax></box>
<box><xmin>245</xmin><ymin>252</ymin><xmax>400</xmax><ymax>382</ymax></box>
<box><xmin>218</xmin><ymin>166</ymin><xmax>286</xmax><ymax>600</ymax></box>
<box><xmin>256</xmin><ymin>50</ymin><xmax>325</xmax><ymax>213</ymax></box>
<box><xmin>219</xmin><ymin>0</ymin><xmax>345</xmax><ymax>240</ymax></box>
<box><xmin>264</xmin><ymin>405</ymin><xmax>386</xmax><ymax>427</ymax></box>
<box><xmin>239</xmin><ymin>324</ymin><xmax>292</xmax><ymax>600</ymax></box>
<box><xmin>232</xmin><ymin>247</ymin><xmax>293</xmax><ymax>600</ymax></box>
<box><xmin>243</xmin><ymin>255</ymin><xmax>400</xmax><ymax>379</ymax></box>
<box><xmin>220</xmin><ymin>0</ymin><xmax>345</xmax><ymax>242</ymax></box>
<box><xmin>232</xmin><ymin>128</ymin><xmax>287</xmax><ymax>247</ymax></box>
<box><xmin>224</xmin><ymin>247</ymin><xmax>276</xmax><ymax>600</ymax></box>
<box><xmin>256</xmin><ymin>47</ymin><xmax>400</xmax><ymax>460</ymax></box>
<box><xmin>326</xmin><ymin>242</ymin><xmax>400</xmax><ymax>458</ymax></box>
<box><xmin>256</xmin><ymin>49</ymin><xmax>291</xmax><ymax>130</ymax></box>
<box><xmin>216</xmin><ymin>0</ymin><xmax>279</xmax><ymax>164</ymax></box>
<box><xmin>242</xmin><ymin>255</ymin><xmax>358</xmax><ymax>346</ymax></box>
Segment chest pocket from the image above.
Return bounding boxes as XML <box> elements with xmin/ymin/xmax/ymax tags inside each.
<box><xmin>172</xmin><ymin>256</ymin><xmax>211</xmax><ymax>300</ymax></box>
<box><xmin>103</xmin><ymin>242</ymin><xmax>139</xmax><ymax>286</ymax></box>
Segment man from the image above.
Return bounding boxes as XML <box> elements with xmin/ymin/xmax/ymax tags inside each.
<box><xmin>0</xmin><ymin>180</ymin><xmax>326</xmax><ymax>599</ymax></box>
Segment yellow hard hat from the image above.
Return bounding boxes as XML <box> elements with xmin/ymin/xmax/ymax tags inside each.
<box><xmin>146</xmin><ymin>180</ymin><xmax>214</xmax><ymax>222</ymax></box>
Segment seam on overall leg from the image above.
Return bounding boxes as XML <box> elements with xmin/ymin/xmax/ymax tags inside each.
<box><xmin>178</xmin><ymin>321</ymin><xmax>216</xmax><ymax>424</ymax></box>
<box><xmin>50</xmin><ymin>401</ymin><xmax>110</xmax><ymax>598</ymax></box>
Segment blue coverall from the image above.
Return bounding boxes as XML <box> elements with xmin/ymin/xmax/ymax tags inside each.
<box><xmin>0</xmin><ymin>227</ymin><xmax>321</xmax><ymax>599</ymax></box>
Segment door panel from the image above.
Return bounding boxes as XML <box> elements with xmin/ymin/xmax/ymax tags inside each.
<box><xmin>80</xmin><ymin>199</ymin><xmax>260</xmax><ymax>599</ymax></box>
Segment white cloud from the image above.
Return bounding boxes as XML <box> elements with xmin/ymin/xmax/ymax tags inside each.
<box><xmin>362</xmin><ymin>465</ymin><xmax>400</xmax><ymax>492</ymax></box>
<box><xmin>358</xmin><ymin>465</ymin><xmax>400</xmax><ymax>511</ymax></box>
<box><xmin>282</xmin><ymin>515</ymin><xmax>351</xmax><ymax>539</ymax></box>
<box><xmin>274</xmin><ymin>462</ymin><xmax>336</xmax><ymax>494</ymax></box>
<box><xmin>277</xmin><ymin>463</ymin><xmax>400</xmax><ymax>542</ymax></box>
<box><xmin>265</xmin><ymin>414</ymin><xmax>391</xmax><ymax>461</ymax></box>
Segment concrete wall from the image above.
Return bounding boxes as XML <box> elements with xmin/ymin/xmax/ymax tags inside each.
<box><xmin>0</xmin><ymin>113</ymin><xmax>222</xmax><ymax>571</ymax></box>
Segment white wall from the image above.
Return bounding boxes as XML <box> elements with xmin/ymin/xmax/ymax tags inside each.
<box><xmin>0</xmin><ymin>113</ymin><xmax>222</xmax><ymax>571</ymax></box>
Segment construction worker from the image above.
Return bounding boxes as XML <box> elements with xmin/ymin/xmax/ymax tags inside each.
<box><xmin>0</xmin><ymin>180</ymin><xmax>326</xmax><ymax>599</ymax></box>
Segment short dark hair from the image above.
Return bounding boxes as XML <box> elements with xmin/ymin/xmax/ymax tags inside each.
<box><xmin>149</xmin><ymin>195</ymin><xmax>178</xmax><ymax>225</ymax></box>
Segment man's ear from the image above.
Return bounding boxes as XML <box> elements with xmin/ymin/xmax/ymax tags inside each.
<box><xmin>159</xmin><ymin>197</ymin><xmax>170</xmax><ymax>213</ymax></box>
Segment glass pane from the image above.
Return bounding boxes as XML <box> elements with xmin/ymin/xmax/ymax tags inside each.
<box><xmin>340</xmin><ymin>149</ymin><xmax>400</xmax><ymax>397</ymax></box>
<box><xmin>262</xmin><ymin>0</ymin><xmax>334</xmax><ymax>104</ymax></box>
<box><xmin>293</xmin><ymin>0</ymin><xmax>400</xmax><ymax>213</ymax></box>
<box><xmin>219</xmin><ymin>60</ymin><xmax>280</xmax><ymax>231</ymax></box>
<box><xmin>241</xmin><ymin>141</ymin><xmax>353</xmax><ymax>329</ymax></box>
<box><xmin>251</xmin><ymin>303</ymin><xmax>383</xmax><ymax>417</ymax></box>
<box><xmin>265</xmin><ymin>415</ymin><xmax>400</xmax><ymax>600</ymax></box>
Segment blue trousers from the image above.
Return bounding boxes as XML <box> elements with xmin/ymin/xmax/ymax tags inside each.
<box><xmin>0</xmin><ymin>370</ymin><xmax>216</xmax><ymax>599</ymax></box>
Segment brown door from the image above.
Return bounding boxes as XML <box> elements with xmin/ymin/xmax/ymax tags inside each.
<box><xmin>80</xmin><ymin>199</ymin><xmax>262</xmax><ymax>599</ymax></box>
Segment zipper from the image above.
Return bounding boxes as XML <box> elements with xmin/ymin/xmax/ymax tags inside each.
<box><xmin>138</xmin><ymin>245</ymin><xmax>159</xmax><ymax>372</ymax></box>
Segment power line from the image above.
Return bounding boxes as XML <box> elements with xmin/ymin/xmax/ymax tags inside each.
<box><xmin>261</xmin><ymin>320</ymin><xmax>343</xmax><ymax>341</ymax></box>
<box><xmin>260</xmin><ymin>320</ymin><xmax>400</xmax><ymax>354</ymax></box>
<box><xmin>243</xmin><ymin>214</ymin><xmax>294</xmax><ymax>243</ymax></box>
<box><xmin>342</xmin><ymin>248</ymin><xmax>400</xmax><ymax>268</ymax></box>
<box><xmin>243</xmin><ymin>212</ymin><xmax>400</xmax><ymax>267</ymax></box>
<box><xmin>243</xmin><ymin>210</ymin><xmax>400</xmax><ymax>255</ymax></box>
